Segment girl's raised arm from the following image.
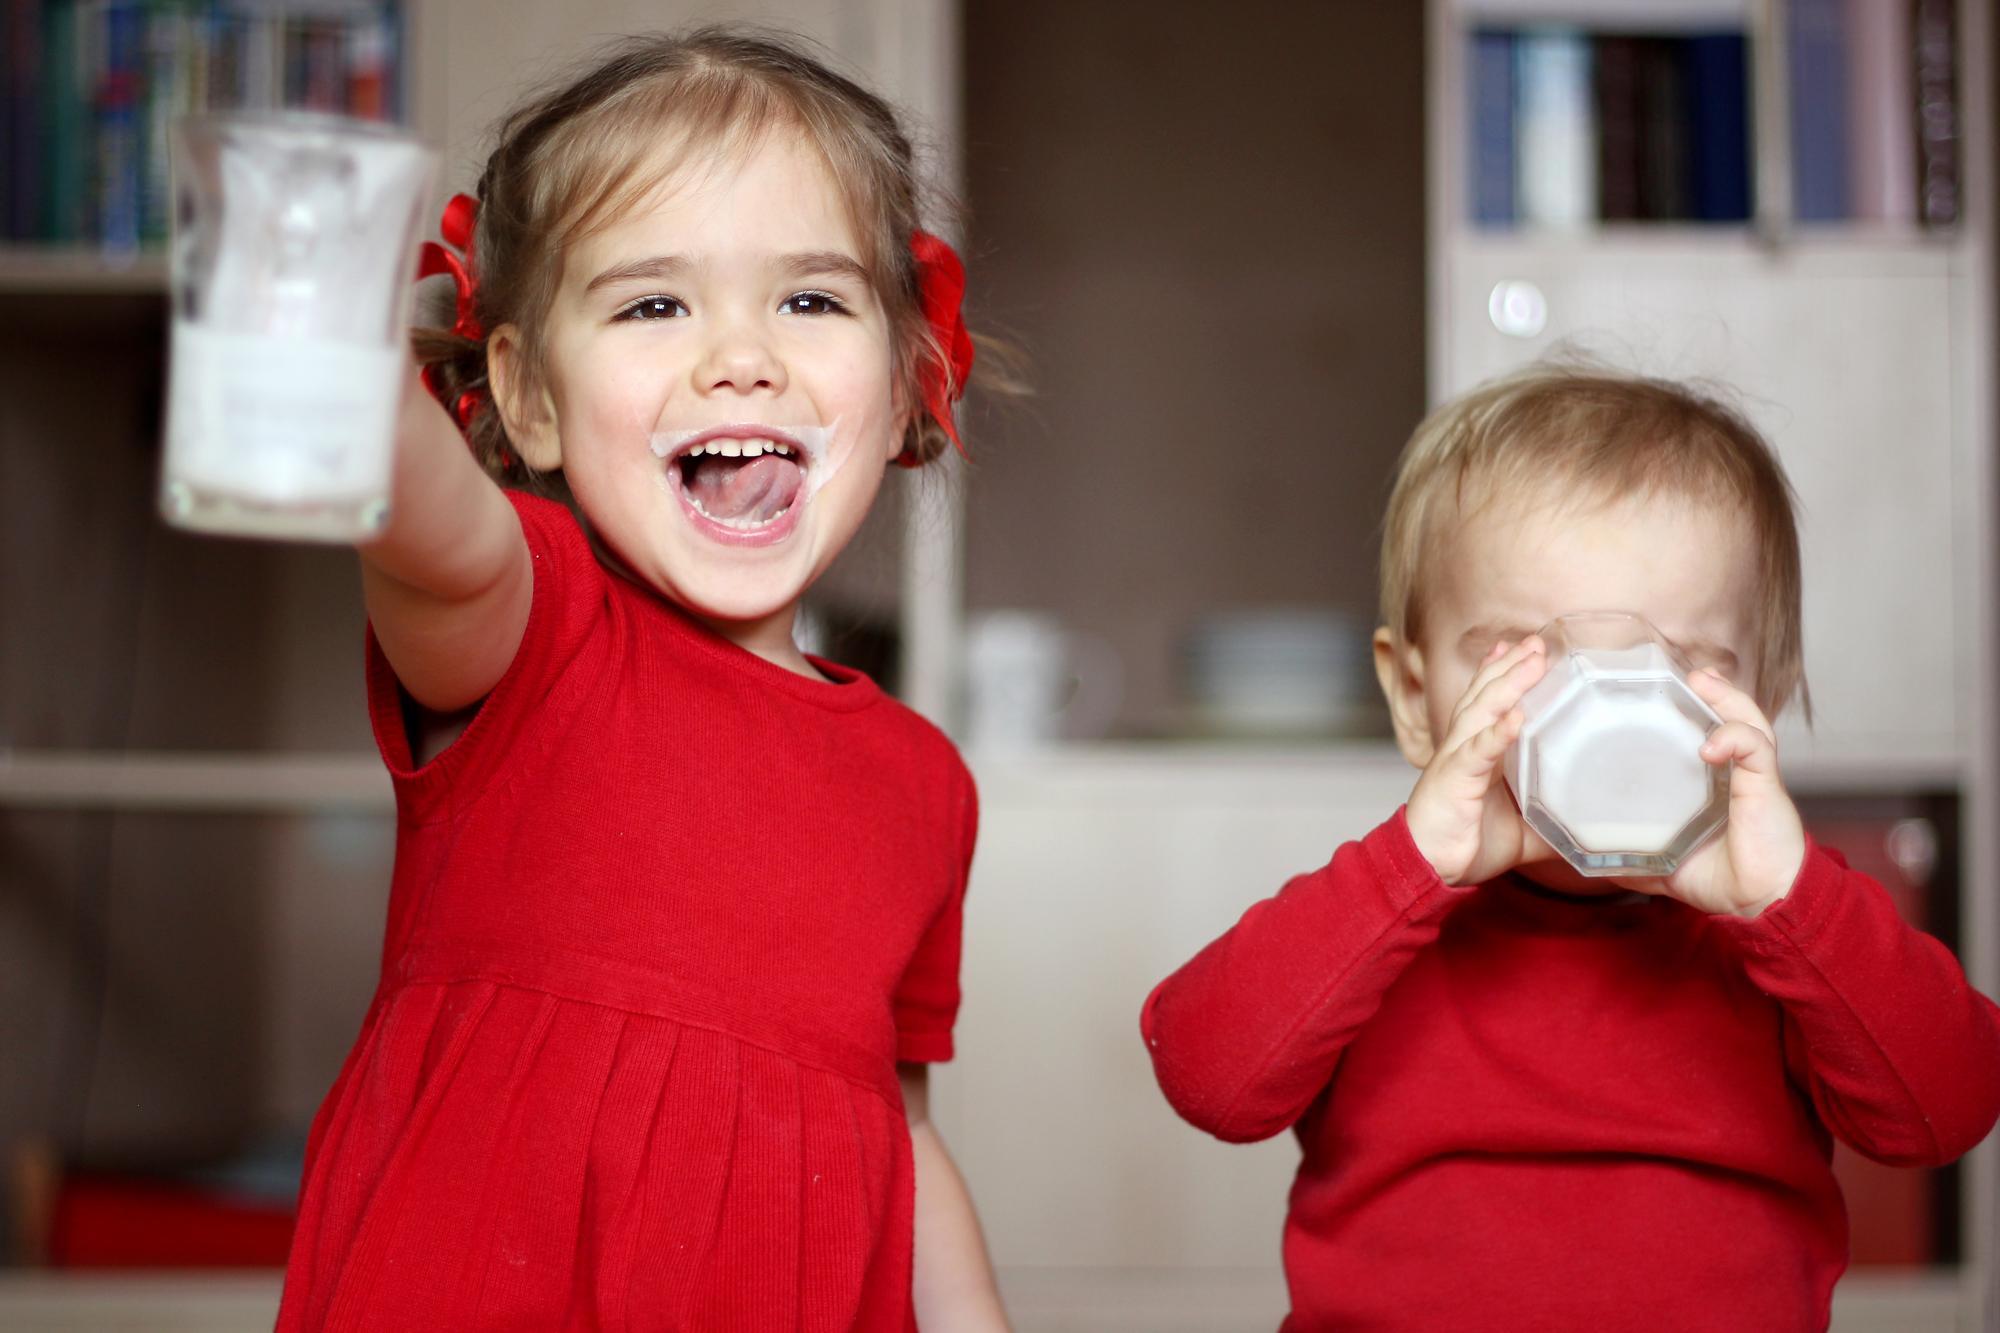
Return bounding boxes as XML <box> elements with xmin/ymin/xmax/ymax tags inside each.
<box><xmin>357</xmin><ymin>365</ymin><xmax>533</xmax><ymax>713</ymax></box>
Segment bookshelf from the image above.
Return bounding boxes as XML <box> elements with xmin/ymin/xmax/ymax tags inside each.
<box><xmin>1431</xmin><ymin>0</ymin><xmax>1997</xmax><ymax>1325</ymax></box>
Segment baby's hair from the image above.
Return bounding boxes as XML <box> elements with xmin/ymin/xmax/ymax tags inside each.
<box><xmin>1379</xmin><ymin>360</ymin><xmax>1809</xmax><ymax>719</ymax></box>
<box><xmin>413</xmin><ymin>24</ymin><xmax>972</xmax><ymax>480</ymax></box>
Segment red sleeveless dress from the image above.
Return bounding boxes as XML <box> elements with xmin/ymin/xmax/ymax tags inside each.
<box><xmin>277</xmin><ymin>492</ymin><xmax>977</xmax><ymax>1331</ymax></box>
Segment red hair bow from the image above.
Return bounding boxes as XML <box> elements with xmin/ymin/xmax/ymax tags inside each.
<box><xmin>415</xmin><ymin>192</ymin><xmax>486</xmax><ymax>429</ymax></box>
<box><xmin>910</xmin><ymin>229</ymin><xmax>975</xmax><ymax>464</ymax></box>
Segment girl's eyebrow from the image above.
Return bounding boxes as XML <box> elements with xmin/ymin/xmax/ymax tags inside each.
<box><xmin>780</xmin><ymin>250</ymin><xmax>871</xmax><ymax>284</ymax></box>
<box><xmin>584</xmin><ymin>251</ymin><xmax>870</xmax><ymax>294</ymax></box>
<box><xmin>585</xmin><ymin>255</ymin><xmax>690</xmax><ymax>294</ymax></box>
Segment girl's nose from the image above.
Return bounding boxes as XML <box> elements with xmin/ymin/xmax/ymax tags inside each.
<box><xmin>694</xmin><ymin>318</ymin><xmax>787</xmax><ymax>397</ymax></box>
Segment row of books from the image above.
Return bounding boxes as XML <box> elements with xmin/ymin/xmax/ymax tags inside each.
<box><xmin>1469</xmin><ymin>0</ymin><xmax>1960</xmax><ymax>231</ymax></box>
<box><xmin>0</xmin><ymin>1</ymin><xmax>405</xmax><ymax>253</ymax></box>
<box><xmin>1471</xmin><ymin>28</ymin><xmax>1751</xmax><ymax>228</ymax></box>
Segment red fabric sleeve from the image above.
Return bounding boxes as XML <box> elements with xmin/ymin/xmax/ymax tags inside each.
<box><xmin>892</xmin><ymin>767</ymin><xmax>978</xmax><ymax>1064</ymax></box>
<box><xmin>364</xmin><ymin>491</ymin><xmax>608</xmax><ymax>823</ymax></box>
<box><xmin>1720</xmin><ymin>841</ymin><xmax>2000</xmax><ymax>1167</ymax></box>
<box><xmin>1140</xmin><ymin>808</ymin><xmax>1468</xmax><ymax>1143</ymax></box>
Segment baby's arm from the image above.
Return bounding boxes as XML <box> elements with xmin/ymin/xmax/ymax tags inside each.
<box><xmin>358</xmin><ymin>366</ymin><xmax>533</xmax><ymax>711</ymax></box>
<box><xmin>1723</xmin><ymin>847</ymin><xmax>2000</xmax><ymax>1166</ymax></box>
<box><xmin>1141</xmin><ymin>813</ymin><xmax>1465</xmax><ymax>1143</ymax></box>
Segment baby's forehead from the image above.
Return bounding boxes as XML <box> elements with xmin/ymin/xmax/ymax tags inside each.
<box><xmin>1428</xmin><ymin>483</ymin><xmax>1761</xmax><ymax>647</ymax></box>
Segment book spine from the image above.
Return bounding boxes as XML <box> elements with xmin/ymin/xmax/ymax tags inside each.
<box><xmin>93</xmin><ymin>0</ymin><xmax>142</xmax><ymax>252</ymax></box>
<box><xmin>42</xmin><ymin>0</ymin><xmax>85</xmax><ymax>242</ymax></box>
<box><xmin>344</xmin><ymin>4</ymin><xmax>390</xmax><ymax>121</ymax></box>
<box><xmin>1635</xmin><ymin>37</ymin><xmax>1690</xmax><ymax>221</ymax></box>
<box><xmin>1911</xmin><ymin>0</ymin><xmax>1958</xmax><ymax>229</ymax></box>
<box><xmin>1515</xmin><ymin>28</ymin><xmax>1594</xmax><ymax>228</ymax></box>
<box><xmin>1685</xmin><ymin>33</ymin><xmax>1751</xmax><ymax>222</ymax></box>
<box><xmin>1843</xmin><ymin>0</ymin><xmax>1915</xmax><ymax>224</ymax></box>
<box><xmin>3</xmin><ymin>0</ymin><xmax>44</xmax><ymax>241</ymax></box>
<box><xmin>1469</xmin><ymin>29</ymin><xmax>1515</xmax><ymax>227</ymax></box>
<box><xmin>1788</xmin><ymin>0</ymin><xmax>1851</xmax><ymax>222</ymax></box>
<box><xmin>139</xmin><ymin>0</ymin><xmax>186</xmax><ymax>244</ymax></box>
<box><xmin>1593</xmin><ymin>34</ymin><xmax>1641</xmax><ymax>222</ymax></box>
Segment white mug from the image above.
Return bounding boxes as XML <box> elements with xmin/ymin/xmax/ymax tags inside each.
<box><xmin>964</xmin><ymin>611</ymin><xmax>1122</xmax><ymax>750</ymax></box>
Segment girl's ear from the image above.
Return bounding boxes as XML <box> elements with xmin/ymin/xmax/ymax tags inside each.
<box><xmin>1374</xmin><ymin>626</ymin><xmax>1438</xmax><ymax>767</ymax></box>
<box><xmin>487</xmin><ymin>323</ymin><xmax>563</xmax><ymax>471</ymax></box>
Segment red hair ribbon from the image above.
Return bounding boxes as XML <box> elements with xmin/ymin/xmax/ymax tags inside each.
<box><xmin>415</xmin><ymin>192</ymin><xmax>487</xmax><ymax>430</ymax></box>
<box><xmin>909</xmin><ymin>229</ymin><xmax>975</xmax><ymax>465</ymax></box>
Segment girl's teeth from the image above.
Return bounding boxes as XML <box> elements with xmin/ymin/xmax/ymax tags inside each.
<box><xmin>678</xmin><ymin>438</ymin><xmax>798</xmax><ymax>460</ymax></box>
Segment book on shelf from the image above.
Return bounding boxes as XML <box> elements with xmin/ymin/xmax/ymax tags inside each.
<box><xmin>1469</xmin><ymin>29</ymin><xmax>1515</xmax><ymax>228</ymax></box>
<box><xmin>1912</xmin><ymin>0</ymin><xmax>1958</xmax><ymax>230</ymax></box>
<box><xmin>1464</xmin><ymin>3</ymin><xmax>1953</xmax><ymax>231</ymax></box>
<box><xmin>1514</xmin><ymin>28</ymin><xmax>1594</xmax><ymax>228</ymax></box>
<box><xmin>0</xmin><ymin>0</ymin><xmax>404</xmax><ymax>257</ymax></box>
<box><xmin>1845</xmin><ymin>0</ymin><xmax>1916</xmax><ymax>225</ymax></box>
<box><xmin>1684</xmin><ymin>33</ymin><xmax>1749</xmax><ymax>223</ymax></box>
<box><xmin>1789</xmin><ymin>0</ymin><xmax>1850</xmax><ymax>222</ymax></box>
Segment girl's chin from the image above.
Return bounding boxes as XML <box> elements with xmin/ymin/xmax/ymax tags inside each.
<box><xmin>662</xmin><ymin>567</ymin><xmax>811</xmax><ymax>628</ymax></box>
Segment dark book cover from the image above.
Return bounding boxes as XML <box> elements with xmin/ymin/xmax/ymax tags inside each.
<box><xmin>1469</xmin><ymin>29</ymin><xmax>1515</xmax><ymax>227</ymax></box>
<box><xmin>1635</xmin><ymin>36</ymin><xmax>1690</xmax><ymax>220</ymax></box>
<box><xmin>4</xmin><ymin>0</ymin><xmax>43</xmax><ymax>241</ymax></box>
<box><xmin>41</xmin><ymin>0</ymin><xmax>86</xmax><ymax>242</ymax></box>
<box><xmin>1912</xmin><ymin>0</ymin><xmax>1958</xmax><ymax>229</ymax></box>
<box><xmin>1593</xmin><ymin>34</ymin><xmax>1642</xmax><ymax>222</ymax></box>
<box><xmin>1685</xmin><ymin>33</ymin><xmax>1750</xmax><ymax>222</ymax></box>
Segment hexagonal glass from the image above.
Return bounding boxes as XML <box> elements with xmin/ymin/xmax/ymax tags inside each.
<box><xmin>1502</xmin><ymin>612</ymin><xmax>1728</xmax><ymax>877</ymax></box>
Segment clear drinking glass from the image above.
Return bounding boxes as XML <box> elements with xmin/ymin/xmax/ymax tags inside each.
<box><xmin>1502</xmin><ymin>612</ymin><xmax>1728</xmax><ymax>877</ymax></box>
<box><xmin>160</xmin><ymin>112</ymin><xmax>436</xmax><ymax>541</ymax></box>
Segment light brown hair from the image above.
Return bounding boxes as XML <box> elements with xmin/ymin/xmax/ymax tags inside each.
<box><xmin>1379</xmin><ymin>362</ymin><xmax>1809</xmax><ymax>717</ymax></box>
<box><xmin>414</xmin><ymin>25</ymin><xmax>973</xmax><ymax>479</ymax></box>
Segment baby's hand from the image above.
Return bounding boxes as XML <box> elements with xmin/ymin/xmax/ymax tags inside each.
<box><xmin>1405</xmin><ymin>637</ymin><xmax>1550</xmax><ymax>886</ymax></box>
<box><xmin>1638</xmin><ymin>669</ymin><xmax>1806</xmax><ymax>916</ymax></box>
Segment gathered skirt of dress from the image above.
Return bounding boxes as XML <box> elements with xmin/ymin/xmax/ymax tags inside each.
<box><xmin>276</xmin><ymin>979</ymin><xmax>918</xmax><ymax>1332</ymax></box>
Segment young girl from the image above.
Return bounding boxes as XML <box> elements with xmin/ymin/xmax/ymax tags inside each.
<box><xmin>276</xmin><ymin>28</ymin><xmax>1007</xmax><ymax>1332</ymax></box>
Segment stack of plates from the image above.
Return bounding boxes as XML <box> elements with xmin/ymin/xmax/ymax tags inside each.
<box><xmin>1180</xmin><ymin>608</ymin><xmax>1382</xmax><ymax>739</ymax></box>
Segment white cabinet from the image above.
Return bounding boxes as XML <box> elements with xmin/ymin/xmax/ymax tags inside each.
<box><xmin>1441</xmin><ymin>240</ymin><xmax>1963</xmax><ymax>772</ymax></box>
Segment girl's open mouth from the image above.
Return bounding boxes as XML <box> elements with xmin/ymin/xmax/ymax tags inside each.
<box><xmin>658</xmin><ymin>430</ymin><xmax>810</xmax><ymax>545</ymax></box>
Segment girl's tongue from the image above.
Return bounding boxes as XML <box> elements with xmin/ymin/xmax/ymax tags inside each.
<box><xmin>685</xmin><ymin>452</ymin><xmax>805</xmax><ymax>525</ymax></box>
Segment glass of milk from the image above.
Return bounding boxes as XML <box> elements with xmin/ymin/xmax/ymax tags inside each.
<box><xmin>1503</xmin><ymin>612</ymin><xmax>1728</xmax><ymax>877</ymax></box>
<box><xmin>160</xmin><ymin>112</ymin><xmax>436</xmax><ymax>541</ymax></box>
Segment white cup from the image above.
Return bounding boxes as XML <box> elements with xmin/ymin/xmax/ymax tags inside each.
<box><xmin>160</xmin><ymin>112</ymin><xmax>436</xmax><ymax>542</ymax></box>
<box><xmin>964</xmin><ymin>611</ymin><xmax>1122</xmax><ymax>750</ymax></box>
<box><xmin>1503</xmin><ymin>611</ymin><xmax>1728</xmax><ymax>877</ymax></box>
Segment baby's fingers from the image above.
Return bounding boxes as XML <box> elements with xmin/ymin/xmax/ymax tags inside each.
<box><xmin>1446</xmin><ymin>639</ymin><xmax>1546</xmax><ymax>751</ymax></box>
<box><xmin>1701</xmin><ymin>719</ymin><xmax>1779</xmax><ymax>780</ymax></box>
<box><xmin>1690</xmin><ymin>668</ymin><xmax>1776</xmax><ymax>740</ymax></box>
<box><xmin>1444</xmin><ymin>706</ymin><xmax>1523</xmax><ymax>793</ymax></box>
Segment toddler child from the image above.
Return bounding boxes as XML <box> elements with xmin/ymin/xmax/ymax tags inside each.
<box><xmin>1142</xmin><ymin>365</ymin><xmax>2000</xmax><ymax>1331</ymax></box>
<box><xmin>275</xmin><ymin>28</ymin><xmax>1007</xmax><ymax>1331</ymax></box>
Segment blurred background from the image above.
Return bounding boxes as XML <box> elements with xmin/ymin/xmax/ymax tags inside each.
<box><xmin>0</xmin><ymin>0</ymin><xmax>1994</xmax><ymax>1328</ymax></box>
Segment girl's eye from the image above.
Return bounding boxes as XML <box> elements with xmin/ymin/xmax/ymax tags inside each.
<box><xmin>780</xmin><ymin>290</ymin><xmax>847</xmax><ymax>317</ymax></box>
<box><xmin>618</xmin><ymin>296</ymin><xmax>687</xmax><ymax>321</ymax></box>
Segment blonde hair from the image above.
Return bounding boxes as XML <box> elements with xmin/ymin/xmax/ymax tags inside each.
<box><xmin>413</xmin><ymin>25</ymin><xmax>971</xmax><ymax>480</ymax></box>
<box><xmin>1379</xmin><ymin>362</ymin><xmax>1809</xmax><ymax>718</ymax></box>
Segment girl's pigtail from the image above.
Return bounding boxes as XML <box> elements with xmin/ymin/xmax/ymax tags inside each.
<box><xmin>411</xmin><ymin>192</ymin><xmax>524</xmax><ymax>481</ymax></box>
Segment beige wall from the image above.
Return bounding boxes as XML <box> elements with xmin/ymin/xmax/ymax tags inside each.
<box><xmin>961</xmin><ymin>0</ymin><xmax>1426</xmax><ymax>736</ymax></box>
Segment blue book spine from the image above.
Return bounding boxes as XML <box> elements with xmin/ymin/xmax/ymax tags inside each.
<box><xmin>1686</xmin><ymin>33</ymin><xmax>1750</xmax><ymax>222</ymax></box>
<box><xmin>1469</xmin><ymin>30</ymin><xmax>1515</xmax><ymax>227</ymax></box>
<box><xmin>1788</xmin><ymin>0</ymin><xmax>1850</xmax><ymax>221</ymax></box>
<box><xmin>93</xmin><ymin>0</ymin><xmax>142</xmax><ymax>251</ymax></box>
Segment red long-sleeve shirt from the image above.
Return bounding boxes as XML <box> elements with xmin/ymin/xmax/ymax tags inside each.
<box><xmin>1141</xmin><ymin>809</ymin><xmax>2000</xmax><ymax>1332</ymax></box>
